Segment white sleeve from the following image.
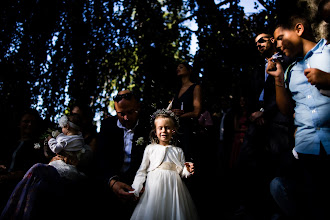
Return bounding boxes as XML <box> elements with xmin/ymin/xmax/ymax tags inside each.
<box><xmin>48</xmin><ymin>137</ymin><xmax>67</xmax><ymax>153</ymax></box>
<box><xmin>179</xmin><ymin>148</ymin><xmax>191</xmax><ymax>178</ymax></box>
<box><xmin>131</xmin><ymin>146</ymin><xmax>150</xmax><ymax>197</ymax></box>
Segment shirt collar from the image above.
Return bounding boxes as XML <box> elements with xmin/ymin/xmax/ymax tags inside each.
<box><xmin>303</xmin><ymin>38</ymin><xmax>327</xmax><ymax>61</ymax></box>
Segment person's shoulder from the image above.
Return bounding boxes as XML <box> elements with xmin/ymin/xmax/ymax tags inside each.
<box><xmin>193</xmin><ymin>84</ymin><xmax>202</xmax><ymax>93</ymax></box>
<box><xmin>322</xmin><ymin>40</ymin><xmax>330</xmax><ymax>53</ymax></box>
<box><xmin>194</xmin><ymin>84</ymin><xmax>201</xmax><ymax>89</ymax></box>
<box><xmin>171</xmin><ymin>145</ymin><xmax>183</xmax><ymax>152</ymax></box>
<box><xmin>145</xmin><ymin>143</ymin><xmax>157</xmax><ymax>152</ymax></box>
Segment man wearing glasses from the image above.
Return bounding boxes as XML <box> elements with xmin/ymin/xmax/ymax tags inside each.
<box><xmin>94</xmin><ymin>89</ymin><xmax>149</xmax><ymax>219</ymax></box>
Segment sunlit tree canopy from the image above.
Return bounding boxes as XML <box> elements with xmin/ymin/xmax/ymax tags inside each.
<box><xmin>1</xmin><ymin>0</ymin><xmax>324</xmax><ymax>134</ymax></box>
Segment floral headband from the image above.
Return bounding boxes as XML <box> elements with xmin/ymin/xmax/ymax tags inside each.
<box><xmin>58</xmin><ymin>115</ymin><xmax>80</xmax><ymax>131</ymax></box>
<box><xmin>150</xmin><ymin>109</ymin><xmax>180</xmax><ymax>128</ymax></box>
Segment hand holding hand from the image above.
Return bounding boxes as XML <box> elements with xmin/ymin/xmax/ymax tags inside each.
<box><xmin>111</xmin><ymin>180</ymin><xmax>136</xmax><ymax>202</ymax></box>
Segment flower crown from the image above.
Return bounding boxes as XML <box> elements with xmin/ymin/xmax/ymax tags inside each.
<box><xmin>150</xmin><ymin>109</ymin><xmax>180</xmax><ymax>128</ymax></box>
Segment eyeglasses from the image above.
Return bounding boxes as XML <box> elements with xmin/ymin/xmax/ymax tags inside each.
<box><xmin>114</xmin><ymin>92</ymin><xmax>134</xmax><ymax>102</ymax></box>
<box><xmin>256</xmin><ymin>37</ymin><xmax>269</xmax><ymax>46</ymax></box>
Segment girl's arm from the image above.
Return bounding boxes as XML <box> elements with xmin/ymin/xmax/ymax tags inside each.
<box><xmin>131</xmin><ymin>146</ymin><xmax>150</xmax><ymax>197</ymax></box>
<box><xmin>179</xmin><ymin>150</ymin><xmax>193</xmax><ymax>178</ymax></box>
<box><xmin>266</xmin><ymin>59</ymin><xmax>295</xmax><ymax>116</ymax></box>
<box><xmin>48</xmin><ymin>137</ymin><xmax>67</xmax><ymax>154</ymax></box>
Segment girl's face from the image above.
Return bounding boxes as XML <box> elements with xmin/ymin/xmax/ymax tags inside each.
<box><xmin>154</xmin><ymin>117</ymin><xmax>174</xmax><ymax>146</ymax></box>
<box><xmin>274</xmin><ymin>26</ymin><xmax>302</xmax><ymax>58</ymax></box>
<box><xmin>62</xmin><ymin>125</ymin><xmax>69</xmax><ymax>135</ymax></box>
<box><xmin>176</xmin><ymin>64</ymin><xmax>190</xmax><ymax>77</ymax></box>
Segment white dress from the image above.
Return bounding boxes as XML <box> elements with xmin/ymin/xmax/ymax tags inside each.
<box><xmin>130</xmin><ymin>144</ymin><xmax>199</xmax><ymax>220</ymax></box>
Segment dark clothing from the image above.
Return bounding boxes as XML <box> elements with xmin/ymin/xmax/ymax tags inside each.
<box><xmin>1</xmin><ymin>163</ymin><xmax>61</xmax><ymax>220</ymax></box>
<box><xmin>2</xmin><ymin>140</ymin><xmax>47</xmax><ymax>173</ymax></box>
<box><xmin>271</xmin><ymin>144</ymin><xmax>330</xmax><ymax>220</ymax></box>
<box><xmin>172</xmin><ymin>83</ymin><xmax>199</xmax><ymax>160</ymax></box>
<box><xmin>241</xmin><ymin>59</ymin><xmax>294</xmax><ymax>172</ymax></box>
<box><xmin>172</xmin><ymin>84</ymin><xmax>196</xmax><ymax>114</ymax></box>
<box><xmin>91</xmin><ymin>116</ymin><xmax>149</xmax><ymax>219</ymax></box>
<box><xmin>0</xmin><ymin>140</ymin><xmax>47</xmax><ymax>211</ymax></box>
<box><xmin>95</xmin><ymin>116</ymin><xmax>149</xmax><ymax>185</ymax></box>
<box><xmin>232</xmin><ymin>57</ymin><xmax>295</xmax><ymax>219</ymax></box>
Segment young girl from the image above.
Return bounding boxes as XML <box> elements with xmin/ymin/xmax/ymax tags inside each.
<box><xmin>47</xmin><ymin>113</ymin><xmax>89</xmax><ymax>180</ymax></box>
<box><xmin>130</xmin><ymin>109</ymin><xmax>199</xmax><ymax>220</ymax></box>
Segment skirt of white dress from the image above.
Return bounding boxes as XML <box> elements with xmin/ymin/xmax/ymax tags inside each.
<box><xmin>130</xmin><ymin>163</ymin><xmax>199</xmax><ymax>220</ymax></box>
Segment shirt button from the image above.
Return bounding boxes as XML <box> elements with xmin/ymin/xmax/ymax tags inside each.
<box><xmin>312</xmin><ymin>109</ymin><xmax>316</xmax><ymax>113</ymax></box>
<box><xmin>307</xmin><ymin>95</ymin><xmax>312</xmax><ymax>99</ymax></box>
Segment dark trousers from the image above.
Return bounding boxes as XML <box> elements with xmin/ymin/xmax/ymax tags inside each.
<box><xmin>270</xmin><ymin>143</ymin><xmax>330</xmax><ymax>220</ymax></box>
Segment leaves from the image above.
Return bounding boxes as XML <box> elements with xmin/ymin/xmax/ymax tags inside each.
<box><xmin>0</xmin><ymin>0</ymin><xmax>288</xmax><ymax>125</ymax></box>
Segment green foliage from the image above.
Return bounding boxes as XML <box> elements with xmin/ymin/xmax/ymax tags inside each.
<box><xmin>0</xmin><ymin>0</ymin><xmax>289</xmax><ymax>129</ymax></box>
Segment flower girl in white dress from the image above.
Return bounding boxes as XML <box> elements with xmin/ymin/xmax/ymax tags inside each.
<box><xmin>130</xmin><ymin>109</ymin><xmax>199</xmax><ymax>220</ymax></box>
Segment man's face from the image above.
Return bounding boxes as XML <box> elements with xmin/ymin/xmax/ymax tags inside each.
<box><xmin>115</xmin><ymin>98</ymin><xmax>139</xmax><ymax>129</ymax></box>
<box><xmin>255</xmin><ymin>34</ymin><xmax>273</xmax><ymax>55</ymax></box>
<box><xmin>274</xmin><ymin>27</ymin><xmax>301</xmax><ymax>58</ymax></box>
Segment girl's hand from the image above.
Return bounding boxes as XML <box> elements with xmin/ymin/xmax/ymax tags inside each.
<box><xmin>185</xmin><ymin>162</ymin><xmax>195</xmax><ymax>174</ymax></box>
<box><xmin>266</xmin><ymin>58</ymin><xmax>284</xmax><ymax>78</ymax></box>
<box><xmin>304</xmin><ymin>68</ymin><xmax>330</xmax><ymax>87</ymax></box>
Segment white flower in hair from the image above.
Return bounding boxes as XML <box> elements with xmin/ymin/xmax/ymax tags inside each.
<box><xmin>58</xmin><ymin>115</ymin><xmax>69</xmax><ymax>128</ymax></box>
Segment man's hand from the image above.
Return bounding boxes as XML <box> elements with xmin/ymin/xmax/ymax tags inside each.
<box><xmin>110</xmin><ymin>180</ymin><xmax>135</xmax><ymax>202</ymax></box>
<box><xmin>250</xmin><ymin>111</ymin><xmax>264</xmax><ymax>125</ymax></box>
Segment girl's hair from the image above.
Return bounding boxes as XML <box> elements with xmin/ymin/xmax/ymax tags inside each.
<box><xmin>276</xmin><ymin>15</ymin><xmax>314</xmax><ymax>40</ymax></box>
<box><xmin>58</xmin><ymin>113</ymin><xmax>82</xmax><ymax>131</ymax></box>
<box><xmin>149</xmin><ymin>109</ymin><xmax>179</xmax><ymax>145</ymax></box>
